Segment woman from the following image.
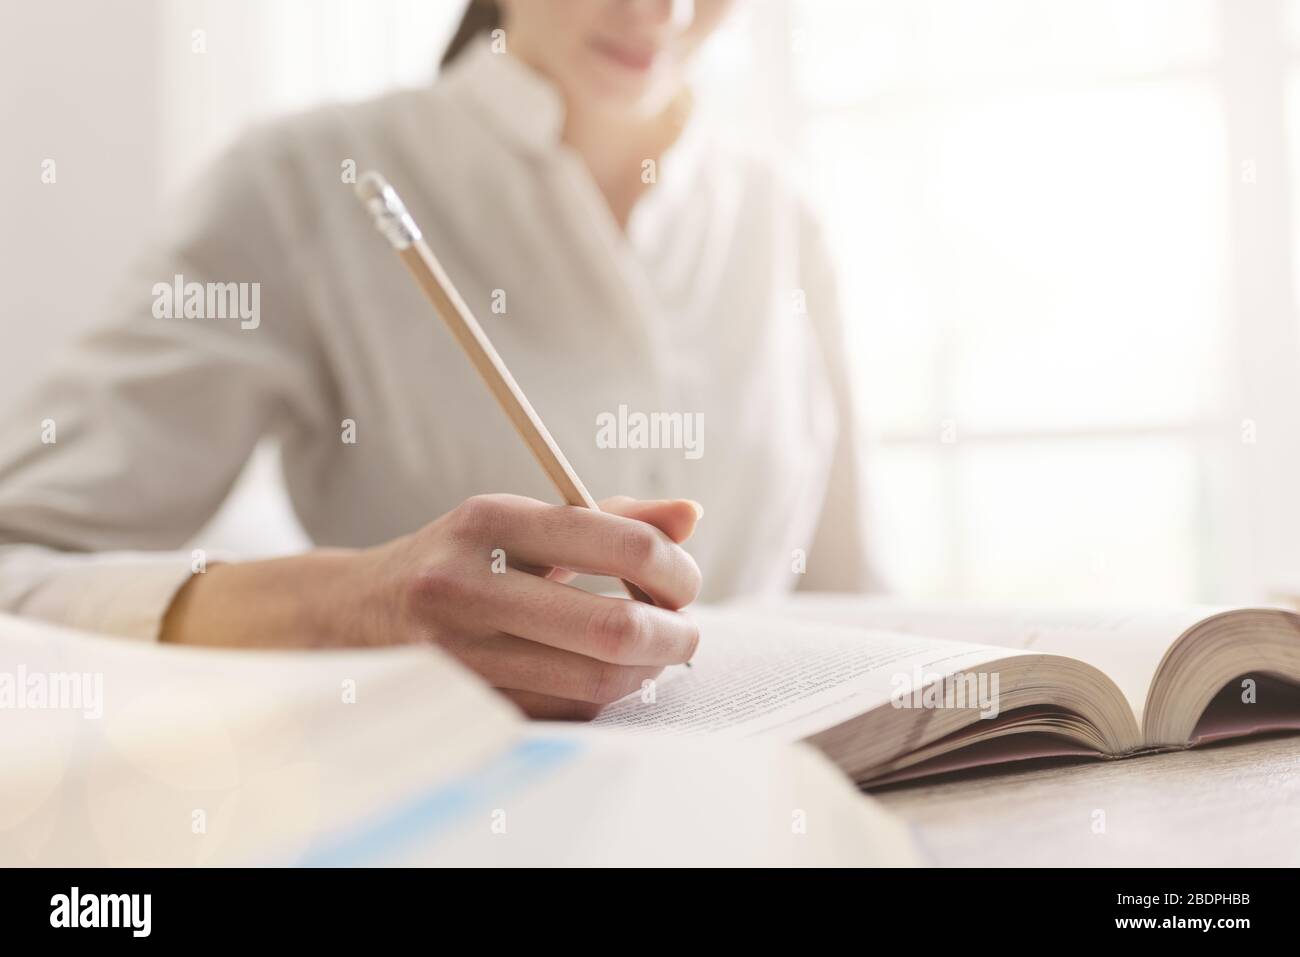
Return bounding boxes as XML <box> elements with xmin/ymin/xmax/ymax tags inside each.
<box><xmin>0</xmin><ymin>0</ymin><xmax>879</xmax><ymax>718</ymax></box>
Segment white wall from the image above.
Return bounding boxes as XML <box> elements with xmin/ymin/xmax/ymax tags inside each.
<box><xmin>0</xmin><ymin>0</ymin><xmax>163</xmax><ymax>404</ymax></box>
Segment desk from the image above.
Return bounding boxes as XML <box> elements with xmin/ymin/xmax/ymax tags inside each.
<box><xmin>874</xmin><ymin>735</ymin><xmax>1300</xmax><ymax>866</ymax></box>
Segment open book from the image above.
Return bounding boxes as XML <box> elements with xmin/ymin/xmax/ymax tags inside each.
<box><xmin>0</xmin><ymin>612</ymin><xmax>916</xmax><ymax>866</ymax></box>
<box><xmin>593</xmin><ymin>596</ymin><xmax>1300</xmax><ymax>786</ymax></box>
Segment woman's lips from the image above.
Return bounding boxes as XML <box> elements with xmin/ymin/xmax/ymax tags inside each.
<box><xmin>589</xmin><ymin>36</ymin><xmax>660</xmax><ymax>72</ymax></box>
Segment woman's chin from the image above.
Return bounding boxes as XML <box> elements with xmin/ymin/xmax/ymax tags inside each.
<box><xmin>577</xmin><ymin>60</ymin><xmax>679</xmax><ymax>118</ymax></box>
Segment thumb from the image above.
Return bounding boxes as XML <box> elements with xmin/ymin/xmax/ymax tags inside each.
<box><xmin>599</xmin><ymin>496</ymin><xmax>703</xmax><ymax>544</ymax></box>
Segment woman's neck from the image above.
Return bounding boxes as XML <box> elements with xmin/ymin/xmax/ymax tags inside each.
<box><xmin>501</xmin><ymin>36</ymin><xmax>692</xmax><ymax>231</ymax></box>
<box><xmin>561</xmin><ymin>94</ymin><xmax>691</xmax><ymax>231</ymax></box>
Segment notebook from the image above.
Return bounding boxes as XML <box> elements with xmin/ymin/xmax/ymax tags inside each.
<box><xmin>0</xmin><ymin>612</ymin><xmax>916</xmax><ymax>865</ymax></box>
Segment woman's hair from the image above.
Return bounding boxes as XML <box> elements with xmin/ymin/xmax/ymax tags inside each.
<box><xmin>441</xmin><ymin>0</ymin><xmax>502</xmax><ymax>68</ymax></box>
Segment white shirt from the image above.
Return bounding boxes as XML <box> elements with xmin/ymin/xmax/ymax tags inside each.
<box><xmin>0</xmin><ymin>38</ymin><xmax>880</xmax><ymax>640</ymax></box>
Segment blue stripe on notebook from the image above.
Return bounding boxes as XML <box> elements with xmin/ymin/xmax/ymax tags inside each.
<box><xmin>296</xmin><ymin>736</ymin><xmax>582</xmax><ymax>866</ymax></box>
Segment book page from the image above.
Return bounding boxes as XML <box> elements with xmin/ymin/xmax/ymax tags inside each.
<box><xmin>593</xmin><ymin>605</ymin><xmax>1019</xmax><ymax>741</ymax></box>
<box><xmin>744</xmin><ymin>594</ymin><xmax>1221</xmax><ymax>721</ymax></box>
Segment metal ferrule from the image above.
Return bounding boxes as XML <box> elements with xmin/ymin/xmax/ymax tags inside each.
<box><xmin>355</xmin><ymin>171</ymin><xmax>422</xmax><ymax>251</ymax></box>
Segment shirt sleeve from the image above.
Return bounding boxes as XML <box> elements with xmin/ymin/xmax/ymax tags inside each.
<box><xmin>0</xmin><ymin>126</ymin><xmax>329</xmax><ymax>640</ymax></box>
<box><xmin>796</xmin><ymin>210</ymin><xmax>891</xmax><ymax>594</ymax></box>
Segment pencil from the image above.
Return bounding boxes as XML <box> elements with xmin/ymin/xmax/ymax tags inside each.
<box><xmin>355</xmin><ymin>171</ymin><xmax>657</xmax><ymax>607</ymax></box>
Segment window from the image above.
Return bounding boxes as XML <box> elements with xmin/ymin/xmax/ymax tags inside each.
<box><xmin>764</xmin><ymin>0</ymin><xmax>1300</xmax><ymax>604</ymax></box>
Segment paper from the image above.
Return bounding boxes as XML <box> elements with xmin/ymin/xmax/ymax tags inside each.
<box><xmin>594</xmin><ymin>606</ymin><xmax>1014</xmax><ymax>741</ymax></box>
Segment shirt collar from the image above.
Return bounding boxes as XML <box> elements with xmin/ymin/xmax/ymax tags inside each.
<box><xmin>443</xmin><ymin>34</ymin><xmax>705</xmax><ymax>164</ymax></box>
<box><xmin>444</xmin><ymin>35</ymin><xmax>567</xmax><ymax>156</ymax></box>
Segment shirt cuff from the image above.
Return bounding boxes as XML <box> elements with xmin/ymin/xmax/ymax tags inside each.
<box><xmin>11</xmin><ymin>550</ymin><xmax>203</xmax><ymax>642</ymax></box>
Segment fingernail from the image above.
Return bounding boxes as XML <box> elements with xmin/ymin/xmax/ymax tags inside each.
<box><xmin>687</xmin><ymin>499</ymin><xmax>704</xmax><ymax>519</ymax></box>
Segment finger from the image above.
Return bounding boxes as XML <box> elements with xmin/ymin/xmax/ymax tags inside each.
<box><xmin>497</xmin><ymin>688</ymin><xmax>603</xmax><ymax>721</ymax></box>
<box><xmin>481</xmin><ymin>569</ymin><xmax>699</xmax><ymax>665</ymax></box>
<box><xmin>599</xmin><ymin>496</ymin><xmax>703</xmax><ymax>544</ymax></box>
<box><xmin>451</xmin><ymin>631</ymin><xmax>663</xmax><ymax>705</ymax></box>
<box><xmin>488</xmin><ymin>500</ymin><xmax>702</xmax><ymax>609</ymax></box>
<box><xmin>538</xmin><ymin>499</ymin><xmax>701</xmax><ymax>581</ymax></box>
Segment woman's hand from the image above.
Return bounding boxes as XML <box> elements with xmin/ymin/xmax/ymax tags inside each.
<box><xmin>162</xmin><ymin>494</ymin><xmax>703</xmax><ymax>719</ymax></box>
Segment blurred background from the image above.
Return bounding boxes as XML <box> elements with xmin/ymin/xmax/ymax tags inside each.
<box><xmin>4</xmin><ymin>0</ymin><xmax>1300</xmax><ymax>607</ymax></box>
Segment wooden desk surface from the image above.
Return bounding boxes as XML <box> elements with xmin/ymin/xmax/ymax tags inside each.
<box><xmin>874</xmin><ymin>735</ymin><xmax>1300</xmax><ymax>867</ymax></box>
